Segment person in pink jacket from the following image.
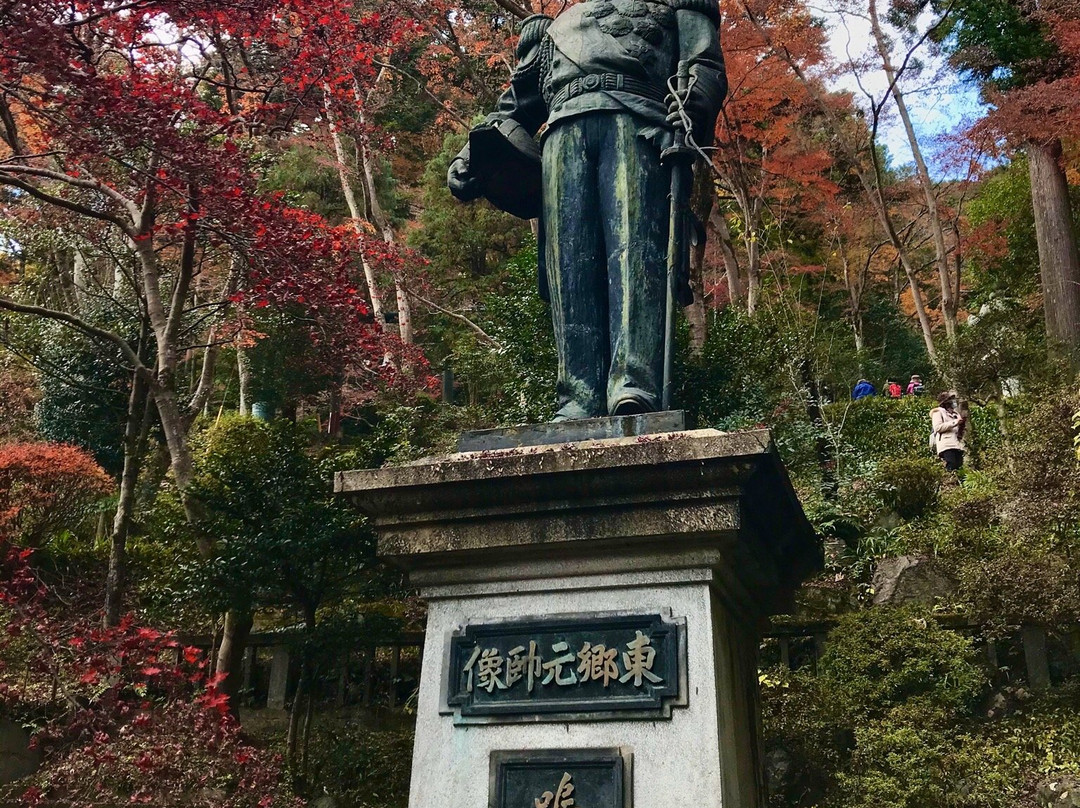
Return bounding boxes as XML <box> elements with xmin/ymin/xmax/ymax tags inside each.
<box><xmin>930</xmin><ymin>391</ymin><xmax>966</xmax><ymax>471</ymax></box>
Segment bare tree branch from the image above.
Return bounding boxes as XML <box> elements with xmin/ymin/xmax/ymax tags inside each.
<box><xmin>0</xmin><ymin>162</ymin><xmax>136</xmax><ymax>218</ymax></box>
<box><xmin>0</xmin><ymin>174</ymin><xmax>130</xmax><ymax>230</ymax></box>
<box><xmin>0</xmin><ymin>296</ymin><xmax>146</xmax><ymax>375</ymax></box>
<box><xmin>405</xmin><ymin>289</ymin><xmax>503</xmax><ymax>349</ymax></box>
<box><xmin>371</xmin><ymin>59</ymin><xmax>469</xmax><ymax>131</ymax></box>
<box><xmin>491</xmin><ymin>0</ymin><xmax>532</xmax><ymax>20</ymax></box>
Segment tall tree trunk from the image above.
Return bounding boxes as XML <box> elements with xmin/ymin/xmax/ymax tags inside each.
<box><xmin>868</xmin><ymin>0</ymin><xmax>958</xmax><ymax>340</ymax></box>
<box><xmin>215</xmin><ymin>609</ymin><xmax>254</xmax><ymax>713</ymax></box>
<box><xmin>286</xmin><ymin>662</ymin><xmax>308</xmax><ymax>772</ymax></box>
<box><xmin>151</xmin><ymin>379</ymin><xmax>204</xmax><ymax>527</ymax></box>
<box><xmin>844</xmin><ymin>260</ymin><xmax>867</xmax><ymax>354</ymax></box>
<box><xmin>287</xmin><ymin>604</ymin><xmax>317</xmax><ymax>773</ymax></box>
<box><xmin>800</xmin><ymin>359</ymin><xmax>836</xmax><ymax>496</ymax></box>
<box><xmin>357</xmin><ymin>122</ymin><xmax>414</xmax><ymax>346</ymax></box>
<box><xmin>323</xmin><ymin>92</ymin><xmax>386</xmax><ymax>328</ymax></box>
<box><xmin>900</xmin><ymin>258</ymin><xmax>938</xmax><ymax>360</ymax></box>
<box><xmin>839</xmin><ymin>240</ymin><xmax>876</xmax><ymax>356</ymax></box>
<box><xmin>300</xmin><ymin>679</ymin><xmax>316</xmax><ymax>775</ymax></box>
<box><xmin>710</xmin><ymin>209</ymin><xmax>744</xmax><ymax>307</ymax></box>
<box><xmin>740</xmin><ymin>197</ymin><xmax>763</xmax><ymax>314</ymax></box>
<box><xmin>237</xmin><ymin>339</ymin><xmax>251</xmax><ymax>416</ymax></box>
<box><xmin>72</xmin><ymin>247</ymin><xmax>89</xmax><ymax>314</ymax></box>
<box><xmin>104</xmin><ymin>366</ymin><xmax>152</xmax><ymax>628</ymax></box>
<box><xmin>327</xmin><ymin>387</ymin><xmax>343</xmax><ymax>438</ymax></box>
<box><xmin>1029</xmin><ymin>139</ymin><xmax>1080</xmax><ymax>367</ymax></box>
<box><xmin>746</xmin><ymin>237</ymin><xmax>761</xmax><ymax>314</ymax></box>
<box><xmin>113</xmin><ymin>259</ymin><xmax>127</xmax><ymax>298</ymax></box>
<box><xmin>394</xmin><ymin>279</ymin><xmax>414</xmax><ymax>345</ymax></box>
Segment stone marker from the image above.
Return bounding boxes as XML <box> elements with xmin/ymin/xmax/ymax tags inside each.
<box><xmin>337</xmin><ymin>427</ymin><xmax>819</xmax><ymax>808</ymax></box>
<box><xmin>871</xmin><ymin>555</ymin><xmax>955</xmax><ymax>606</ymax></box>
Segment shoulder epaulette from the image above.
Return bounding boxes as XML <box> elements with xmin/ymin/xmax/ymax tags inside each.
<box><xmin>666</xmin><ymin>0</ymin><xmax>720</xmax><ymax>24</ymax></box>
<box><xmin>517</xmin><ymin>14</ymin><xmax>554</xmax><ymax>54</ymax></box>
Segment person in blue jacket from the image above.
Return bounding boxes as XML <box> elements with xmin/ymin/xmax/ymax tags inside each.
<box><xmin>852</xmin><ymin>379</ymin><xmax>876</xmax><ymax>400</ymax></box>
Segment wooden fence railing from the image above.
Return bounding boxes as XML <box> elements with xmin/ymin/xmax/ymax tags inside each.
<box><xmin>182</xmin><ymin>631</ymin><xmax>425</xmax><ymax>711</ymax></box>
<box><xmin>761</xmin><ymin>619</ymin><xmax>1080</xmax><ymax>691</ymax></box>
<box><xmin>183</xmin><ymin>620</ymin><xmax>1079</xmax><ymax>712</ymax></box>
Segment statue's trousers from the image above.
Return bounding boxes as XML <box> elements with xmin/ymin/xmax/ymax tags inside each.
<box><xmin>542</xmin><ymin>112</ymin><xmax>668</xmax><ymax>420</ymax></box>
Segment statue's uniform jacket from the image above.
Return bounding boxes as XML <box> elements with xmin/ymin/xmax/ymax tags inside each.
<box><xmin>473</xmin><ymin>0</ymin><xmax>726</xmax><ymax>420</ymax></box>
<box><xmin>492</xmin><ymin>0</ymin><xmax>725</xmax><ymax>144</ymax></box>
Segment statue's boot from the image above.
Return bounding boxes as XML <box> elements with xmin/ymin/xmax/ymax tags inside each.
<box><xmin>609</xmin><ymin>395</ymin><xmax>653</xmax><ymax>417</ymax></box>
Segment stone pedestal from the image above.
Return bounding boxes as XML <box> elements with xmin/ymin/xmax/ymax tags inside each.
<box><xmin>337</xmin><ymin>427</ymin><xmax>819</xmax><ymax>808</ymax></box>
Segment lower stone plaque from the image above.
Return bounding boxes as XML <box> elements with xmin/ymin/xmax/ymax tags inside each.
<box><xmin>490</xmin><ymin>748</ymin><xmax>629</xmax><ymax>808</ymax></box>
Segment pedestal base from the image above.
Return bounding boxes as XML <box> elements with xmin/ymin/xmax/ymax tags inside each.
<box><xmin>411</xmin><ymin>568</ymin><xmax>762</xmax><ymax>808</ymax></box>
<box><xmin>337</xmin><ymin>428</ymin><xmax>819</xmax><ymax>808</ymax></box>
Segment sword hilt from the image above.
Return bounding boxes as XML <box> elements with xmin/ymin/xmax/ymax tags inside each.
<box><xmin>662</xmin><ymin>60</ymin><xmax>695</xmax><ymax>165</ymax></box>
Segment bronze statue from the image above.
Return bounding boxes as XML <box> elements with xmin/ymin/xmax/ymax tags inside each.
<box><xmin>449</xmin><ymin>0</ymin><xmax>726</xmax><ymax>421</ymax></box>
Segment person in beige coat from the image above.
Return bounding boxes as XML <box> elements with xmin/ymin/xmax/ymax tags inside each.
<box><xmin>930</xmin><ymin>391</ymin><xmax>966</xmax><ymax>471</ymax></box>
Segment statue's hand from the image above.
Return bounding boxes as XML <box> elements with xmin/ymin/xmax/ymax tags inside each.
<box><xmin>666</xmin><ymin>87</ymin><xmax>706</xmax><ymax>136</ymax></box>
<box><xmin>447</xmin><ymin>154</ymin><xmax>483</xmax><ymax>202</ymax></box>
<box><xmin>666</xmin><ymin>73</ymin><xmax>713</xmax><ymax>139</ymax></box>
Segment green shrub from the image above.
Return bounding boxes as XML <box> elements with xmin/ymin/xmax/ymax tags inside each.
<box><xmin>990</xmin><ymin>685</ymin><xmax>1080</xmax><ymax>781</ymax></box>
<box><xmin>828</xmin><ymin>396</ymin><xmax>936</xmax><ymax>468</ymax></box>
<box><xmin>958</xmin><ymin>549</ymin><xmax>1080</xmax><ymax>630</ymax></box>
<box><xmin>816</xmin><ymin>607</ymin><xmax>987</xmax><ymax>725</ymax></box>
<box><xmin>338</xmin><ymin>398</ymin><xmax>469</xmax><ymax>466</ymax></box>
<box><xmin>676</xmin><ymin>307</ymin><xmax>786</xmax><ymax>431</ymax></box>
<box><xmin>990</xmin><ymin>391</ymin><xmax>1080</xmax><ymax>546</ymax></box>
<box><xmin>873</xmin><ymin>457</ymin><xmax>944</xmax><ymax>520</ymax></box>
<box><xmin>825</xmin><ymin>396</ymin><xmax>1001</xmax><ymax>472</ymax></box>
<box><xmin>33</xmin><ymin>329</ymin><xmax>129</xmax><ymax>476</ymax></box>
<box><xmin>763</xmin><ymin>607</ymin><xmax>1001</xmax><ymax>808</ymax></box>
<box><xmin>304</xmin><ymin>726</ymin><xmax>413</xmax><ymax>807</ymax></box>
<box><xmin>762</xmin><ymin>607</ymin><xmax>993</xmax><ymax>808</ymax></box>
<box><xmin>836</xmin><ymin>708</ymin><xmax>1016</xmax><ymax>808</ymax></box>
<box><xmin>155</xmin><ymin>415</ymin><xmax>368</xmax><ymax>616</ymax></box>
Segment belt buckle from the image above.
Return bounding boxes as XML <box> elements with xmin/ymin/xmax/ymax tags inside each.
<box><xmin>583</xmin><ymin>74</ymin><xmax>601</xmax><ymax>91</ymax></box>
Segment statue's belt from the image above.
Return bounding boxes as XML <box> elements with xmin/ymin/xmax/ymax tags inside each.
<box><xmin>549</xmin><ymin>73</ymin><xmax>668</xmax><ymax>109</ymax></box>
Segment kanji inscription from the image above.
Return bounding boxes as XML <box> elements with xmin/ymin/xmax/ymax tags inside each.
<box><xmin>447</xmin><ymin>614</ymin><xmax>683</xmax><ymax>720</ymax></box>
<box><xmin>490</xmin><ymin>749</ymin><xmax>627</xmax><ymax>808</ymax></box>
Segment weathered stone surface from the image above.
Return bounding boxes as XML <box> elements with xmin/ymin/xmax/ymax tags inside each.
<box><xmin>337</xmin><ymin>428</ymin><xmax>820</xmax><ymax>616</ymax></box>
<box><xmin>267</xmin><ymin>646</ymin><xmax>290</xmax><ymax>711</ymax></box>
<box><xmin>871</xmin><ymin>555</ymin><xmax>954</xmax><ymax>606</ymax></box>
<box><xmin>1023</xmin><ymin>625</ymin><xmax>1052</xmax><ymax>690</ymax></box>
<box><xmin>0</xmin><ymin>720</ymin><xmax>40</xmax><ymax>785</ymax></box>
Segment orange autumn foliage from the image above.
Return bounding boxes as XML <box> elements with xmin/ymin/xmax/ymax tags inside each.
<box><xmin>0</xmin><ymin>443</ymin><xmax>113</xmax><ymax>545</ymax></box>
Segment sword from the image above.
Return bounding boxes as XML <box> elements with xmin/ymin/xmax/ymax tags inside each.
<box><xmin>661</xmin><ymin>60</ymin><xmax>694</xmax><ymax>412</ymax></box>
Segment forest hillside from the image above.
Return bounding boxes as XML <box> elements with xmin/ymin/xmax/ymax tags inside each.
<box><xmin>1</xmin><ymin>0</ymin><xmax>1079</xmax><ymax>806</ymax></box>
